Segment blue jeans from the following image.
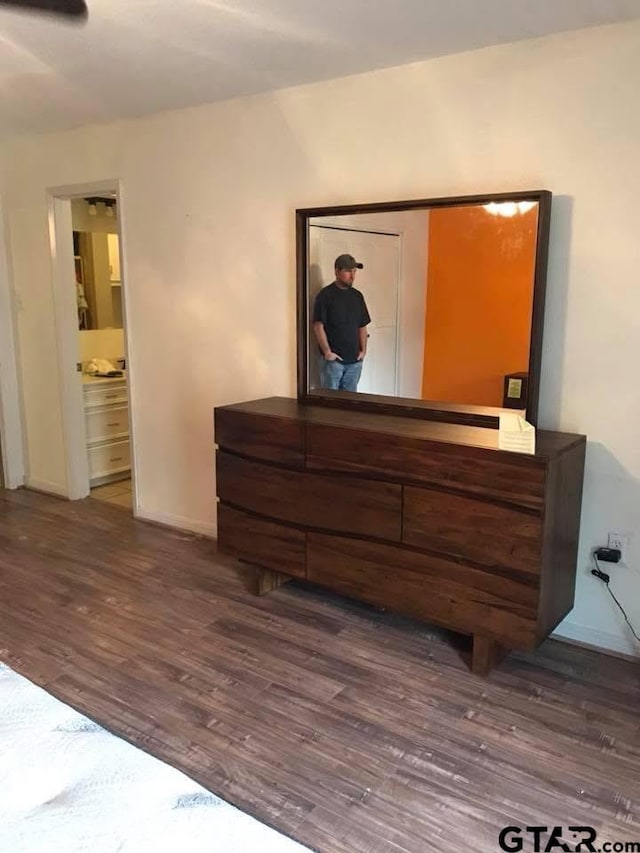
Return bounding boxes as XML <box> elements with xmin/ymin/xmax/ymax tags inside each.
<box><xmin>320</xmin><ymin>358</ymin><xmax>363</xmax><ymax>392</ymax></box>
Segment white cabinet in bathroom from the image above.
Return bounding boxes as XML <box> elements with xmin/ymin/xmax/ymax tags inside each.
<box><xmin>83</xmin><ymin>378</ymin><xmax>131</xmax><ymax>485</ymax></box>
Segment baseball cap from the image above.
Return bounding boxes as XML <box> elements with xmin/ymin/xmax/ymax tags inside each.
<box><xmin>334</xmin><ymin>253</ymin><xmax>363</xmax><ymax>270</ymax></box>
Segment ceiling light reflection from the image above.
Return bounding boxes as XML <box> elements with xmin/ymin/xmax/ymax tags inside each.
<box><xmin>484</xmin><ymin>201</ymin><xmax>536</xmax><ymax>217</ymax></box>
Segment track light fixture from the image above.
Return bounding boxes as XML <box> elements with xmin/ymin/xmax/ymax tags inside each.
<box><xmin>84</xmin><ymin>196</ymin><xmax>117</xmax><ymax>218</ymax></box>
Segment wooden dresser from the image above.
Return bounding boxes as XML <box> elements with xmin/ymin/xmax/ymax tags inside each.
<box><xmin>214</xmin><ymin>397</ymin><xmax>586</xmax><ymax>675</ymax></box>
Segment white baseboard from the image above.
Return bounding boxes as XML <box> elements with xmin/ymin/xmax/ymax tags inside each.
<box><xmin>24</xmin><ymin>477</ymin><xmax>69</xmax><ymax>499</ymax></box>
<box><xmin>553</xmin><ymin>622</ymin><xmax>639</xmax><ymax>659</ymax></box>
<box><xmin>134</xmin><ymin>507</ymin><xmax>215</xmax><ymax>538</ymax></box>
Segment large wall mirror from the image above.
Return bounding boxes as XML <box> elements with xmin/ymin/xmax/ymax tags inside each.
<box><xmin>296</xmin><ymin>190</ymin><xmax>551</xmax><ymax>427</ymax></box>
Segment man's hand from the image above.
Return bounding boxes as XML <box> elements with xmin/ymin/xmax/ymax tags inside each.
<box><xmin>357</xmin><ymin>351</ymin><xmax>366</xmax><ymax>361</ymax></box>
<box><xmin>324</xmin><ymin>351</ymin><xmax>343</xmax><ymax>362</ymax></box>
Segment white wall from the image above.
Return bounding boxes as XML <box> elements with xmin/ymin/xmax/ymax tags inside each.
<box><xmin>2</xmin><ymin>20</ymin><xmax>640</xmax><ymax>655</ymax></box>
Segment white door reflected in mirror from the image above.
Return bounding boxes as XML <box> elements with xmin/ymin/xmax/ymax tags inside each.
<box><xmin>309</xmin><ymin>226</ymin><xmax>401</xmax><ymax>396</ymax></box>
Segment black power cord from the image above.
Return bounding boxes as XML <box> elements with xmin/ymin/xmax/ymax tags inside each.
<box><xmin>591</xmin><ymin>554</ymin><xmax>640</xmax><ymax>643</ymax></box>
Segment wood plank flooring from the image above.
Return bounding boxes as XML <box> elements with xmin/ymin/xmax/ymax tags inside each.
<box><xmin>1</xmin><ymin>488</ymin><xmax>639</xmax><ymax>853</ymax></box>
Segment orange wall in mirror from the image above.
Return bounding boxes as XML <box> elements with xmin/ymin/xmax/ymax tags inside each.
<box><xmin>421</xmin><ymin>204</ymin><xmax>538</xmax><ymax>406</ymax></box>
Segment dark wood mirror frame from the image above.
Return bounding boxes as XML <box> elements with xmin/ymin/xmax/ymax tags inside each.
<box><xmin>296</xmin><ymin>189</ymin><xmax>552</xmax><ymax>428</ymax></box>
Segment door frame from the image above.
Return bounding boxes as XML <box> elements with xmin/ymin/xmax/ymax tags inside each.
<box><xmin>47</xmin><ymin>179</ymin><xmax>137</xmax><ymax>504</ymax></box>
<box><xmin>0</xmin><ymin>196</ymin><xmax>25</xmax><ymax>489</ymax></box>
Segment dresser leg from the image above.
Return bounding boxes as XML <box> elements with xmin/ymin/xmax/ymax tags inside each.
<box><xmin>472</xmin><ymin>635</ymin><xmax>509</xmax><ymax>676</ymax></box>
<box><xmin>255</xmin><ymin>567</ymin><xmax>293</xmax><ymax>596</ymax></box>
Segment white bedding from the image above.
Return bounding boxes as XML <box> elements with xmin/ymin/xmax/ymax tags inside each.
<box><xmin>0</xmin><ymin>663</ymin><xmax>310</xmax><ymax>853</ymax></box>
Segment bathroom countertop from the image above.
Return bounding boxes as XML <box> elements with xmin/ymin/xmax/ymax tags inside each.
<box><xmin>82</xmin><ymin>374</ymin><xmax>127</xmax><ymax>386</ymax></box>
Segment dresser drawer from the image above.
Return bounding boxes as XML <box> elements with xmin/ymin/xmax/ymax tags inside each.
<box><xmin>215</xmin><ymin>409</ymin><xmax>304</xmax><ymax>466</ymax></box>
<box><xmin>85</xmin><ymin>404</ymin><xmax>129</xmax><ymax>444</ymax></box>
<box><xmin>306</xmin><ymin>423</ymin><xmax>546</xmax><ymax>510</ymax></box>
<box><xmin>84</xmin><ymin>382</ymin><xmax>128</xmax><ymax>409</ymax></box>
<box><xmin>307</xmin><ymin>532</ymin><xmax>538</xmax><ymax>648</ymax></box>
<box><xmin>403</xmin><ymin>487</ymin><xmax>542</xmax><ymax>575</ymax></box>
<box><xmin>216</xmin><ymin>451</ymin><xmax>402</xmax><ymax>541</ymax></box>
<box><xmin>88</xmin><ymin>439</ymin><xmax>130</xmax><ymax>479</ymax></box>
<box><xmin>217</xmin><ymin>505</ymin><xmax>306</xmax><ymax>578</ymax></box>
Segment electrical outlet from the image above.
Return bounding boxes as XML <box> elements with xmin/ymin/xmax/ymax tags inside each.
<box><xmin>608</xmin><ymin>531</ymin><xmax>628</xmax><ymax>564</ymax></box>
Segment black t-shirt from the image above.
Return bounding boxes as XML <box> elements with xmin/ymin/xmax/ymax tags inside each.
<box><xmin>312</xmin><ymin>283</ymin><xmax>371</xmax><ymax>364</ymax></box>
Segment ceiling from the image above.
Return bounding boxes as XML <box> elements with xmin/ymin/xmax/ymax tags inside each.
<box><xmin>1</xmin><ymin>0</ymin><xmax>640</xmax><ymax>136</ymax></box>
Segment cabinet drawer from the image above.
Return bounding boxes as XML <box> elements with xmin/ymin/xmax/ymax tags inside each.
<box><xmin>307</xmin><ymin>532</ymin><xmax>538</xmax><ymax>648</ymax></box>
<box><xmin>215</xmin><ymin>409</ymin><xmax>304</xmax><ymax>466</ymax></box>
<box><xmin>307</xmin><ymin>423</ymin><xmax>546</xmax><ymax>510</ymax></box>
<box><xmin>216</xmin><ymin>451</ymin><xmax>402</xmax><ymax>541</ymax></box>
<box><xmin>403</xmin><ymin>487</ymin><xmax>542</xmax><ymax>575</ymax></box>
<box><xmin>88</xmin><ymin>439</ymin><xmax>130</xmax><ymax>479</ymax></box>
<box><xmin>85</xmin><ymin>404</ymin><xmax>129</xmax><ymax>444</ymax></box>
<box><xmin>217</xmin><ymin>505</ymin><xmax>306</xmax><ymax>578</ymax></box>
<box><xmin>84</xmin><ymin>382</ymin><xmax>128</xmax><ymax>409</ymax></box>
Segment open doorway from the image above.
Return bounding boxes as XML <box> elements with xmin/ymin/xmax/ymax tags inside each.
<box><xmin>48</xmin><ymin>181</ymin><xmax>136</xmax><ymax>511</ymax></box>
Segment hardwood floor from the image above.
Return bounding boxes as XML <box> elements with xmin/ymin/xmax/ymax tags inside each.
<box><xmin>1</xmin><ymin>488</ymin><xmax>638</xmax><ymax>853</ymax></box>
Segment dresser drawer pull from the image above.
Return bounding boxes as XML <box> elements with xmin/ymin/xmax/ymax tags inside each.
<box><xmin>109</xmin><ymin>456</ymin><xmax>124</xmax><ymax>463</ymax></box>
<box><xmin>106</xmin><ymin>422</ymin><xmax>120</xmax><ymax>427</ymax></box>
<box><xmin>104</xmin><ymin>393</ymin><xmax>118</xmax><ymax>399</ymax></box>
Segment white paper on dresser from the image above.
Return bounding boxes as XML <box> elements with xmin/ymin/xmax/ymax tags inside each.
<box><xmin>498</xmin><ymin>413</ymin><xmax>536</xmax><ymax>454</ymax></box>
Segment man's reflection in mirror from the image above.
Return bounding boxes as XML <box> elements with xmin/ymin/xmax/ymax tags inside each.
<box><xmin>312</xmin><ymin>254</ymin><xmax>371</xmax><ymax>392</ymax></box>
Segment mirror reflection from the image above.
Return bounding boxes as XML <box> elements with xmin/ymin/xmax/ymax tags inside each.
<box><xmin>307</xmin><ymin>200</ymin><xmax>540</xmax><ymax>411</ymax></box>
<box><xmin>72</xmin><ymin>197</ymin><xmax>122</xmax><ymax>331</ymax></box>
